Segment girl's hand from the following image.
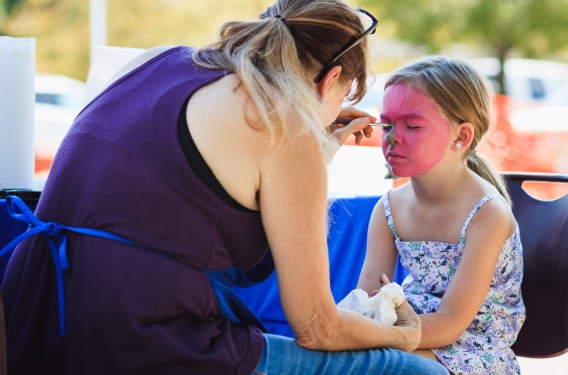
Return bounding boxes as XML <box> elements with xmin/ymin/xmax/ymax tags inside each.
<box><xmin>371</xmin><ymin>274</ymin><xmax>422</xmax><ymax>352</ymax></box>
<box><xmin>329</xmin><ymin>107</ymin><xmax>376</xmax><ymax>145</ymax></box>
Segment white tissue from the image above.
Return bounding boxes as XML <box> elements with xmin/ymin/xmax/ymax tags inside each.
<box><xmin>337</xmin><ymin>283</ymin><xmax>405</xmax><ymax>326</ymax></box>
<box><xmin>0</xmin><ymin>37</ymin><xmax>35</xmax><ymax>189</ymax></box>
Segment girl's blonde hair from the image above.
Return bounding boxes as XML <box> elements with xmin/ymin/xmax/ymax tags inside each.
<box><xmin>385</xmin><ymin>56</ymin><xmax>511</xmax><ymax>204</ymax></box>
<box><xmin>192</xmin><ymin>0</ymin><xmax>371</xmax><ymax>154</ymax></box>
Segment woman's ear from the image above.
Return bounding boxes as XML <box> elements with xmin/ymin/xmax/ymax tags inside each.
<box><xmin>454</xmin><ymin>122</ymin><xmax>474</xmax><ymax>151</ymax></box>
<box><xmin>315</xmin><ymin>65</ymin><xmax>342</xmax><ymax>101</ymax></box>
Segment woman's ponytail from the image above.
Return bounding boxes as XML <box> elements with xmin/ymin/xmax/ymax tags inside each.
<box><xmin>192</xmin><ymin>0</ymin><xmax>370</xmax><ymax>153</ymax></box>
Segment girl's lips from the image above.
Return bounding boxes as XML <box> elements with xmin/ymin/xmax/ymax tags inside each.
<box><xmin>387</xmin><ymin>152</ymin><xmax>404</xmax><ymax>158</ymax></box>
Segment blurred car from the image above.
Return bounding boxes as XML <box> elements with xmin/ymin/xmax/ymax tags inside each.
<box><xmin>34</xmin><ymin>73</ymin><xmax>86</xmax><ymax>176</ymax></box>
<box><xmin>467</xmin><ymin>57</ymin><xmax>568</xmax><ymax>102</ymax></box>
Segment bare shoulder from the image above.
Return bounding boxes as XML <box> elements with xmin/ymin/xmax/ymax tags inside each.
<box><xmin>188</xmin><ymin>73</ymin><xmax>268</xmax><ymax>149</ymax></box>
<box><xmin>369</xmin><ymin>183</ymin><xmax>414</xmax><ymax>237</ymax></box>
<box><xmin>465</xmin><ymin>171</ymin><xmax>517</xmax><ymax>239</ymax></box>
<box><xmin>467</xmin><ymin>195</ymin><xmax>517</xmax><ymax>242</ymax></box>
<box><xmin>187</xmin><ymin>73</ymin><xmax>271</xmax><ymax>209</ymax></box>
<box><xmin>385</xmin><ymin>182</ymin><xmax>414</xmax><ymax>211</ymax></box>
<box><xmin>368</xmin><ymin>195</ymin><xmax>394</xmax><ymax>238</ymax></box>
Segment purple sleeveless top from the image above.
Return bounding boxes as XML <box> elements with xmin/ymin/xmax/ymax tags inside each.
<box><xmin>2</xmin><ymin>46</ymin><xmax>269</xmax><ymax>375</ymax></box>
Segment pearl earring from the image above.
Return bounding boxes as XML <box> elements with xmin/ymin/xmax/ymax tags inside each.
<box><xmin>455</xmin><ymin>143</ymin><xmax>462</xmax><ymax>149</ymax></box>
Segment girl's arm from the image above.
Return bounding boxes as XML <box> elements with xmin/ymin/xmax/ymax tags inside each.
<box><xmin>357</xmin><ymin>198</ymin><xmax>399</xmax><ymax>293</ymax></box>
<box><xmin>417</xmin><ymin>199</ymin><xmax>515</xmax><ymax>348</ymax></box>
<box><xmin>259</xmin><ymin>131</ymin><xmax>420</xmax><ymax>352</ymax></box>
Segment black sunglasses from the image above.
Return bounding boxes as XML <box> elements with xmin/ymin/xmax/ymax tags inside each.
<box><xmin>314</xmin><ymin>8</ymin><xmax>378</xmax><ymax>84</ymax></box>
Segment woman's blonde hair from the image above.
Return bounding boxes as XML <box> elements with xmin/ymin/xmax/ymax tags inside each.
<box><xmin>192</xmin><ymin>0</ymin><xmax>371</xmax><ymax>153</ymax></box>
<box><xmin>385</xmin><ymin>56</ymin><xmax>511</xmax><ymax>203</ymax></box>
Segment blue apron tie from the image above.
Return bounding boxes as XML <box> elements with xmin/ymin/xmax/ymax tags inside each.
<box><xmin>0</xmin><ymin>195</ymin><xmax>273</xmax><ymax>336</ymax></box>
<box><xmin>205</xmin><ymin>268</ymin><xmax>269</xmax><ymax>333</ymax></box>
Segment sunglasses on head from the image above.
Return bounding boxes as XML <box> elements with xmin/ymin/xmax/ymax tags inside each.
<box><xmin>314</xmin><ymin>8</ymin><xmax>378</xmax><ymax>84</ymax></box>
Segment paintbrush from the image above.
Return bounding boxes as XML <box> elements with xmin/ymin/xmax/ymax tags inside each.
<box><xmin>334</xmin><ymin>118</ymin><xmax>390</xmax><ymax>127</ymax></box>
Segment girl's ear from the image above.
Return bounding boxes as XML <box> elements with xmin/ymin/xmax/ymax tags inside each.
<box><xmin>316</xmin><ymin>65</ymin><xmax>342</xmax><ymax>100</ymax></box>
<box><xmin>454</xmin><ymin>122</ymin><xmax>474</xmax><ymax>151</ymax></box>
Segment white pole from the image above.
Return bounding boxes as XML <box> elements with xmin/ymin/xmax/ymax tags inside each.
<box><xmin>90</xmin><ymin>0</ymin><xmax>107</xmax><ymax>62</ymax></box>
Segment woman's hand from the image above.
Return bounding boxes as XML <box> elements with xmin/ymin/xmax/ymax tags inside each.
<box><xmin>329</xmin><ymin>107</ymin><xmax>376</xmax><ymax>145</ymax></box>
<box><xmin>393</xmin><ymin>300</ymin><xmax>422</xmax><ymax>352</ymax></box>
<box><xmin>371</xmin><ymin>274</ymin><xmax>422</xmax><ymax>352</ymax></box>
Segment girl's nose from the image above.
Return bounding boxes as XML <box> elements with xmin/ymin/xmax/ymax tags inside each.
<box><xmin>386</xmin><ymin>124</ymin><xmax>401</xmax><ymax>147</ymax></box>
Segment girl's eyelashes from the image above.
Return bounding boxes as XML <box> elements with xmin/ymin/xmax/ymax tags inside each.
<box><xmin>381</xmin><ymin>124</ymin><xmax>420</xmax><ymax>131</ymax></box>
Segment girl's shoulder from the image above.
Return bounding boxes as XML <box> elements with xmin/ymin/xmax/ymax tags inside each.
<box><xmin>382</xmin><ymin>183</ymin><xmax>414</xmax><ymax>209</ymax></box>
<box><xmin>465</xmin><ymin>175</ymin><xmax>516</xmax><ymax>233</ymax></box>
<box><xmin>465</xmin><ymin>194</ymin><xmax>517</xmax><ymax>239</ymax></box>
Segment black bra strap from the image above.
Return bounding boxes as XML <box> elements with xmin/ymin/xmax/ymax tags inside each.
<box><xmin>177</xmin><ymin>101</ymin><xmax>255</xmax><ymax>212</ymax></box>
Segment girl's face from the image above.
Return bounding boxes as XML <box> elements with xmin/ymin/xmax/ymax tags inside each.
<box><xmin>380</xmin><ymin>84</ymin><xmax>452</xmax><ymax>177</ymax></box>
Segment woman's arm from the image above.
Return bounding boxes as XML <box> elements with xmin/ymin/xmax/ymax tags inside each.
<box><xmin>258</xmin><ymin>131</ymin><xmax>420</xmax><ymax>352</ymax></box>
<box><xmin>417</xmin><ymin>199</ymin><xmax>515</xmax><ymax>348</ymax></box>
<box><xmin>357</xmin><ymin>198</ymin><xmax>399</xmax><ymax>293</ymax></box>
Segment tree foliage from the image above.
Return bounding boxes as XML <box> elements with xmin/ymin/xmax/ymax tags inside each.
<box><xmin>0</xmin><ymin>0</ymin><xmax>22</xmax><ymax>32</ymax></box>
<box><xmin>1</xmin><ymin>0</ymin><xmax>21</xmax><ymax>14</ymax></box>
<box><xmin>357</xmin><ymin>0</ymin><xmax>568</xmax><ymax>93</ymax></box>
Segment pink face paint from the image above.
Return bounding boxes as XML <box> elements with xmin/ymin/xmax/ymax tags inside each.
<box><xmin>381</xmin><ymin>84</ymin><xmax>451</xmax><ymax>177</ymax></box>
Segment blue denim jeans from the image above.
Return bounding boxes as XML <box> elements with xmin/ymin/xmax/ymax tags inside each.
<box><xmin>253</xmin><ymin>334</ymin><xmax>449</xmax><ymax>375</ymax></box>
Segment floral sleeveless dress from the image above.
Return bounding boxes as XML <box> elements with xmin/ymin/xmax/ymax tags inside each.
<box><xmin>383</xmin><ymin>193</ymin><xmax>526</xmax><ymax>375</ymax></box>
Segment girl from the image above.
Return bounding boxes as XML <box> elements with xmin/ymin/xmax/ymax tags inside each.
<box><xmin>357</xmin><ymin>56</ymin><xmax>526</xmax><ymax>375</ymax></box>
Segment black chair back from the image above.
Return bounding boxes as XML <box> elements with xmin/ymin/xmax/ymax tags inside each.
<box><xmin>0</xmin><ymin>290</ymin><xmax>6</xmax><ymax>375</ymax></box>
<box><xmin>505</xmin><ymin>172</ymin><xmax>568</xmax><ymax>357</ymax></box>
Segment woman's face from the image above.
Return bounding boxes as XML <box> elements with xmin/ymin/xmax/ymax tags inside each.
<box><xmin>323</xmin><ymin>78</ymin><xmax>353</xmax><ymax>127</ymax></box>
<box><xmin>380</xmin><ymin>84</ymin><xmax>452</xmax><ymax>177</ymax></box>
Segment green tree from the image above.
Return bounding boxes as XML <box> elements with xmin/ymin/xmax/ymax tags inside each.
<box><xmin>4</xmin><ymin>0</ymin><xmax>21</xmax><ymax>13</ymax></box>
<box><xmin>0</xmin><ymin>0</ymin><xmax>23</xmax><ymax>33</ymax></box>
<box><xmin>357</xmin><ymin>0</ymin><xmax>568</xmax><ymax>94</ymax></box>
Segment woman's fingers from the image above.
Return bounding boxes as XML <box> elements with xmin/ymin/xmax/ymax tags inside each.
<box><xmin>331</xmin><ymin>117</ymin><xmax>373</xmax><ymax>145</ymax></box>
<box><xmin>362</xmin><ymin>124</ymin><xmax>373</xmax><ymax>138</ymax></box>
<box><xmin>332</xmin><ymin>106</ymin><xmax>378</xmax><ymax>145</ymax></box>
<box><xmin>338</xmin><ymin>106</ymin><xmax>377</xmax><ymax>123</ymax></box>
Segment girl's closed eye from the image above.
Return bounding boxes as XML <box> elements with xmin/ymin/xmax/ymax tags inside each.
<box><xmin>405</xmin><ymin>124</ymin><xmax>421</xmax><ymax>130</ymax></box>
<box><xmin>379</xmin><ymin>118</ymin><xmax>394</xmax><ymax>131</ymax></box>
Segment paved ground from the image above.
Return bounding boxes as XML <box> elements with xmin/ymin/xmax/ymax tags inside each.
<box><xmin>518</xmin><ymin>353</ymin><xmax>568</xmax><ymax>374</ymax></box>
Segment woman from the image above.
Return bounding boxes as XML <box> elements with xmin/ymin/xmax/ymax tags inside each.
<box><xmin>2</xmin><ymin>0</ymin><xmax>448</xmax><ymax>374</ymax></box>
